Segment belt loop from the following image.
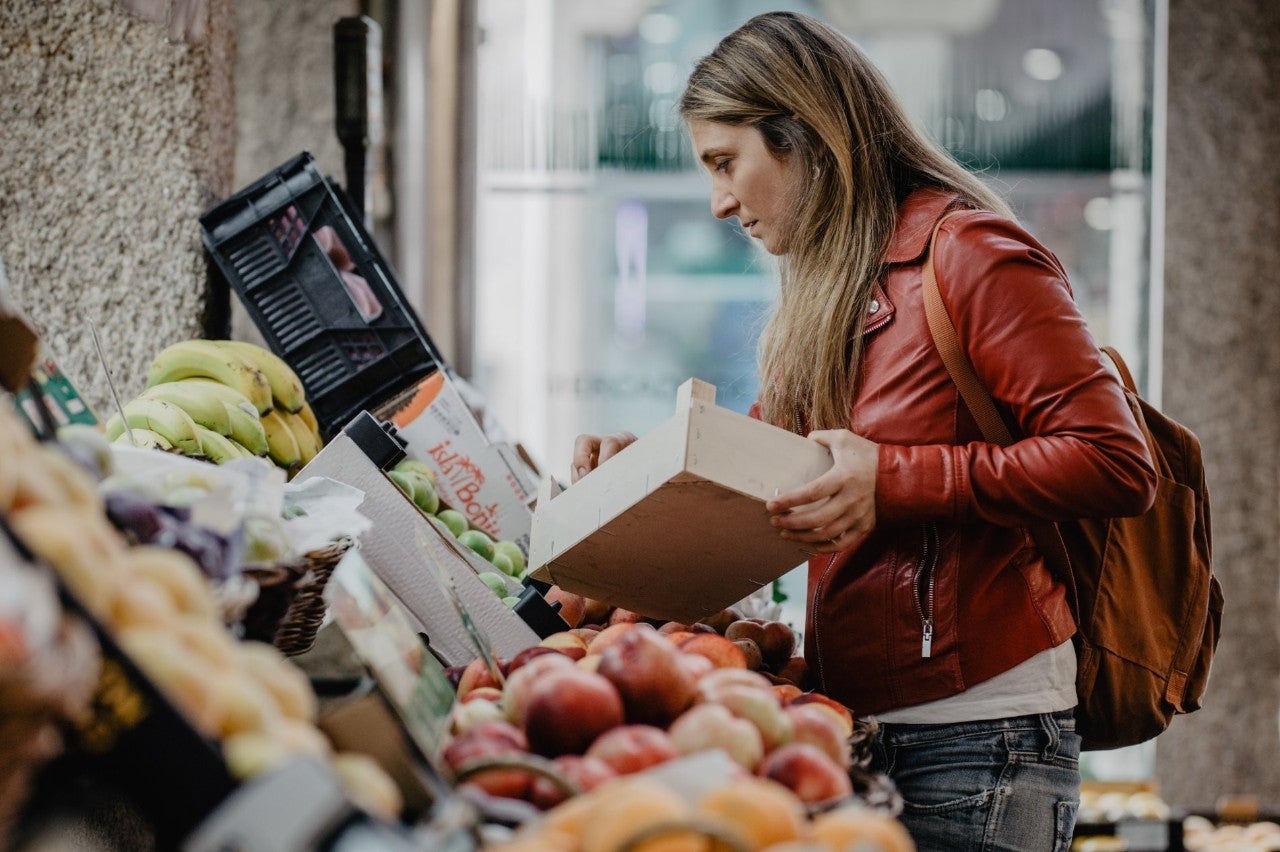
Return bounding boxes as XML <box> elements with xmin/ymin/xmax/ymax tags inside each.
<box><xmin>1041</xmin><ymin>712</ymin><xmax>1061</xmax><ymax>761</ymax></box>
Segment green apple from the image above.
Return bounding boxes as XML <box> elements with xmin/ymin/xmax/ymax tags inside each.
<box><xmin>477</xmin><ymin>571</ymin><xmax>509</xmax><ymax>597</ymax></box>
<box><xmin>501</xmin><ymin>595</ymin><xmax>521</xmax><ymax>609</ymax></box>
<box><xmin>406</xmin><ymin>471</ymin><xmax>440</xmax><ymax>514</ymax></box>
<box><xmin>490</xmin><ymin>552</ymin><xmax>515</xmax><ymax>577</ymax></box>
<box><xmin>492</xmin><ymin>540</ymin><xmax>526</xmax><ymax>576</ymax></box>
<box><xmin>436</xmin><ymin>508</ymin><xmax>468</xmax><ymax>537</ymax></box>
<box><xmin>457</xmin><ymin>529</ymin><xmax>496</xmax><ymax>562</ymax></box>
<box><xmin>387</xmin><ymin>470</ymin><xmax>416</xmax><ymax>500</ymax></box>
<box><xmin>394</xmin><ymin>458</ymin><xmax>436</xmax><ymax>483</ymax></box>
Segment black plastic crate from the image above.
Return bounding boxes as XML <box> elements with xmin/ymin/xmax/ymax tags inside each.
<box><xmin>200</xmin><ymin>152</ymin><xmax>444</xmax><ymax>438</ymax></box>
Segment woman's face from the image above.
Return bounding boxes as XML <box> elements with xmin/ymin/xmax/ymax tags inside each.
<box><xmin>688</xmin><ymin>119</ymin><xmax>801</xmax><ymax>255</ymax></box>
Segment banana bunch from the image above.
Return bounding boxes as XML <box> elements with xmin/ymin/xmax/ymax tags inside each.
<box><xmin>104</xmin><ymin>339</ymin><xmax>324</xmax><ymax>476</ymax></box>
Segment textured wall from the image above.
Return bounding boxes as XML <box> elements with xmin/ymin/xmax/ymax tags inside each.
<box><xmin>228</xmin><ymin>0</ymin><xmax>357</xmax><ymax>345</ymax></box>
<box><xmin>0</xmin><ymin>0</ymin><xmax>234</xmax><ymax>415</ymax></box>
<box><xmin>1156</xmin><ymin>0</ymin><xmax>1280</xmax><ymax>808</ymax></box>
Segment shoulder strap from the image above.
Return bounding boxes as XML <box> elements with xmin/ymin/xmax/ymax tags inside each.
<box><xmin>920</xmin><ymin>211</ymin><xmax>1080</xmax><ymax>610</ymax></box>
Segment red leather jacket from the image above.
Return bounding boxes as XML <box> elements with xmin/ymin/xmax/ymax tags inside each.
<box><xmin>801</xmin><ymin>188</ymin><xmax>1156</xmax><ymax>715</ymax></box>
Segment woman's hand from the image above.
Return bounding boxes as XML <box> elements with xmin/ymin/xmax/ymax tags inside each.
<box><xmin>571</xmin><ymin>431</ymin><xmax>638</xmax><ymax>483</ymax></box>
<box><xmin>766</xmin><ymin>429</ymin><xmax>879</xmax><ymax>553</ymax></box>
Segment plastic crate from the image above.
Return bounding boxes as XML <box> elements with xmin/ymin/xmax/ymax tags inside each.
<box><xmin>200</xmin><ymin>152</ymin><xmax>444</xmax><ymax>439</ymax></box>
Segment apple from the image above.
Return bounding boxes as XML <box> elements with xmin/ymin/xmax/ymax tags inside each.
<box><xmin>538</xmin><ymin>631</ymin><xmax>589</xmax><ymax>660</ymax></box>
<box><xmin>668</xmin><ymin>702</ymin><xmax>764</xmax><ymax>770</ymax></box>
<box><xmin>776</xmin><ymin>656</ymin><xmax>810</xmax><ymax>688</ymax></box>
<box><xmin>522</xmin><ymin>667</ymin><xmax>625</xmax><ymax>757</ymax></box>
<box><xmin>607</xmin><ymin>607</ymin><xmax>648</xmax><ymax>626</ymax></box>
<box><xmin>442</xmin><ymin>719</ymin><xmax>533</xmax><ymax>799</ymax></box>
<box><xmin>436</xmin><ymin>508</ymin><xmax>468</xmax><ymax>537</ymax></box>
<box><xmin>490</xmin><ymin>552</ymin><xmax>516</xmax><ymax>577</ymax></box>
<box><xmin>773</xmin><ymin>684</ymin><xmax>804</xmax><ymax>704</ymax></box>
<box><xmin>708</xmin><ymin>684</ymin><xmax>795</xmax><ymax>751</ymax></box>
<box><xmin>461</xmin><ymin>686</ymin><xmax>504</xmax><ymax>704</ymax></box>
<box><xmin>697</xmin><ymin>607</ymin><xmax>743</xmax><ymax>635</ymax></box>
<box><xmin>450</xmin><ymin>697</ymin><xmax>506</xmax><ymax>735</ymax></box>
<box><xmin>596</xmin><ymin>628</ymin><xmax>696</xmax><ymax>727</ymax></box>
<box><xmin>584</xmin><ymin>724</ymin><xmax>679</xmax><ymax>775</ymax></box>
<box><xmin>528</xmin><ymin>754</ymin><xmax>618</xmax><ymax>809</ymax></box>
<box><xmin>694</xmin><ymin>667</ymin><xmax>775</xmax><ymax>702</ymax></box>
<box><xmin>788</xmin><ymin>692</ymin><xmax>855</xmax><ymax>739</ymax></box>
<box><xmin>543</xmin><ymin>586</ymin><xmax>587</xmax><ymax>628</ymax></box>
<box><xmin>502</xmin><ymin>652</ymin><xmax>577</xmax><ymax>725</ymax></box>
<box><xmin>679</xmin><ymin>652</ymin><xmax>715</xmax><ymax>681</ymax></box>
<box><xmin>585</xmin><ymin>621</ymin><xmax>649</xmax><ymax>656</ymax></box>
<box><xmin>506</xmin><ymin>644</ymin><xmax>565</xmax><ymax>675</ymax></box>
<box><xmin>725</xmin><ymin>619</ymin><xmax>767</xmax><ymax>646</ymax></box>
<box><xmin>477</xmin><ymin>571</ymin><xmax>510</xmax><ymax>597</ymax></box>
<box><xmin>678</xmin><ymin>633</ymin><xmax>748</xmax><ymax>669</ymax></box>
<box><xmin>757</xmin><ymin>742</ymin><xmax>853</xmax><ymax>805</ymax></box>
<box><xmin>493</xmin><ymin>540</ymin><xmax>526</xmax><ymax>575</ymax></box>
<box><xmin>785</xmin><ymin>704</ymin><xmax>852</xmax><ymax>768</ymax></box>
<box><xmin>734</xmin><ymin>638</ymin><xmax>764</xmax><ymax>671</ymax></box>
<box><xmin>568</xmin><ymin>626</ymin><xmax>602</xmax><ymax>643</ymax></box>
<box><xmin>456</xmin><ymin>656</ymin><xmax>505</xmax><ymax>700</ymax></box>
<box><xmin>458</xmin><ymin>529</ymin><xmax>496</xmax><ymax>561</ymax></box>
<box><xmin>581</xmin><ymin>597</ymin><xmax>612</xmax><ymax>626</ymax></box>
<box><xmin>760</xmin><ymin>622</ymin><xmax>798</xmax><ymax>668</ymax></box>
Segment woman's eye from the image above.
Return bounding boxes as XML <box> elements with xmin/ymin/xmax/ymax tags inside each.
<box><xmin>714</xmin><ymin>159</ymin><xmax>730</xmax><ymax>173</ymax></box>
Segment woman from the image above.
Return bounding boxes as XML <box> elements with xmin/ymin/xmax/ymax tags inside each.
<box><xmin>572</xmin><ymin>12</ymin><xmax>1156</xmax><ymax>851</ymax></box>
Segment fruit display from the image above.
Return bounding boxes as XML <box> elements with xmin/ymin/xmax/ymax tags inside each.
<box><xmin>0</xmin><ymin>400</ymin><xmax>399</xmax><ymax>821</ymax></box>
<box><xmin>384</xmin><ymin>458</ymin><xmax>527</xmax><ymax>604</ymax></box>
<box><xmin>438</xmin><ymin>621</ymin><xmax>912</xmax><ymax>850</ymax></box>
<box><xmin>103</xmin><ymin>339</ymin><xmax>323</xmax><ymax>476</ymax></box>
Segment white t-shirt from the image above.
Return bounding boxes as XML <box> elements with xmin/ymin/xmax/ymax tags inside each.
<box><xmin>869</xmin><ymin>639</ymin><xmax>1077</xmax><ymax>725</ymax></box>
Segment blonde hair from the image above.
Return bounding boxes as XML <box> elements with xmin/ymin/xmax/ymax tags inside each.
<box><xmin>680</xmin><ymin>12</ymin><xmax>1014</xmax><ymax>430</ymax></box>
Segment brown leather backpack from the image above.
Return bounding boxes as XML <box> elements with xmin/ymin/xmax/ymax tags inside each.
<box><xmin>921</xmin><ymin>213</ymin><xmax>1223</xmax><ymax>751</ymax></box>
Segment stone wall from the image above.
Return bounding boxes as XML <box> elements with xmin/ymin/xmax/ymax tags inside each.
<box><xmin>0</xmin><ymin>0</ymin><xmax>234</xmax><ymax>415</ymax></box>
<box><xmin>1156</xmin><ymin>0</ymin><xmax>1280</xmax><ymax>808</ymax></box>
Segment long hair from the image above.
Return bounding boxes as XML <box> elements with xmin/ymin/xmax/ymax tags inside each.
<box><xmin>680</xmin><ymin>11</ymin><xmax>1014</xmax><ymax>430</ymax></box>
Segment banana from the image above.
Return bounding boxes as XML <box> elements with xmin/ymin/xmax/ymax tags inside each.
<box><xmin>216</xmin><ymin>340</ymin><xmax>307</xmax><ymax>414</ymax></box>
<box><xmin>193</xmin><ymin>425</ymin><xmax>246</xmax><ymax>464</ymax></box>
<box><xmin>105</xmin><ymin>398</ymin><xmax>203</xmax><ymax>456</ymax></box>
<box><xmin>141</xmin><ymin>381</ymin><xmax>232</xmax><ymax>437</ymax></box>
<box><xmin>278</xmin><ymin>409</ymin><xmax>319</xmax><ymax>466</ymax></box>
<box><xmin>260</xmin><ymin>409</ymin><xmax>301</xmax><ymax>469</ymax></box>
<box><xmin>111</xmin><ymin>427</ymin><xmax>174</xmax><ymax>451</ymax></box>
<box><xmin>295</xmin><ymin>400</ymin><xmax>323</xmax><ymax>445</ymax></box>
<box><xmin>146</xmin><ymin>339</ymin><xmax>273</xmax><ymax>415</ymax></box>
<box><xmin>171</xmin><ymin>378</ymin><xmax>270</xmax><ymax>456</ymax></box>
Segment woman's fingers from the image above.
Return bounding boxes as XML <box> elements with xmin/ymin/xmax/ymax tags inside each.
<box><xmin>571</xmin><ymin>431</ymin><xmax>638</xmax><ymax>483</ymax></box>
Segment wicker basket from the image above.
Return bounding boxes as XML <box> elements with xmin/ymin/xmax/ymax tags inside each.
<box><xmin>241</xmin><ymin>537</ymin><xmax>355</xmax><ymax>656</ymax></box>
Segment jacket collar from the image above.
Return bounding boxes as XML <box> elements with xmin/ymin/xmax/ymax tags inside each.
<box><xmin>882</xmin><ymin>188</ymin><xmax>964</xmax><ymax>265</ymax></box>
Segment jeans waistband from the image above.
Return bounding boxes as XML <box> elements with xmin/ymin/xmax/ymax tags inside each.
<box><xmin>873</xmin><ymin>709</ymin><xmax>1076</xmax><ymax>747</ymax></box>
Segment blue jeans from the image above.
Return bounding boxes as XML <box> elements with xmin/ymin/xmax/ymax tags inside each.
<box><xmin>869</xmin><ymin>710</ymin><xmax>1081</xmax><ymax>852</ymax></box>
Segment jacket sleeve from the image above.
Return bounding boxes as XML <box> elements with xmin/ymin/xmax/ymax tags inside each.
<box><xmin>875</xmin><ymin>213</ymin><xmax>1157</xmax><ymax>526</ymax></box>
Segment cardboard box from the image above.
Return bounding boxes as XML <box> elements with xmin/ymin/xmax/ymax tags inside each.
<box><xmin>381</xmin><ymin>371</ymin><xmax>535</xmax><ymax>550</ymax></box>
<box><xmin>296</xmin><ymin>432</ymin><xmax>540</xmax><ymax>667</ymax></box>
<box><xmin>528</xmin><ymin>379</ymin><xmax>834</xmax><ymax>624</ymax></box>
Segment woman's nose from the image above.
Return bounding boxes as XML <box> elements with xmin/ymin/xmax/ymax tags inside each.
<box><xmin>711</xmin><ymin>189</ymin><xmax>736</xmax><ymax>220</ymax></box>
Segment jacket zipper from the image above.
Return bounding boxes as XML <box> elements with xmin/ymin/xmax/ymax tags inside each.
<box><xmin>915</xmin><ymin>523</ymin><xmax>939</xmax><ymax>658</ymax></box>
<box><xmin>810</xmin><ymin>552</ymin><xmax>838</xmax><ymax>692</ymax></box>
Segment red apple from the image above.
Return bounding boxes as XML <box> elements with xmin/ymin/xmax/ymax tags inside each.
<box><xmin>678</xmin><ymin>633</ymin><xmax>748</xmax><ymax>669</ymax></box>
<box><xmin>586</xmin><ymin>622</ymin><xmax>648</xmax><ymax>656</ymax></box>
<box><xmin>544</xmin><ymin>585</ymin><xmax>587</xmax><ymax>628</ymax></box>
<box><xmin>757</xmin><ymin>742</ymin><xmax>853</xmax><ymax>805</ymax></box>
<box><xmin>776</xmin><ymin>656</ymin><xmax>810</xmax><ymax>688</ymax></box>
<box><xmin>697</xmin><ymin>607</ymin><xmax>743</xmax><ymax>635</ymax></box>
<box><xmin>695</xmin><ymin>667</ymin><xmax>775</xmax><ymax>702</ymax></box>
<box><xmin>679</xmin><ymin>652</ymin><xmax>714</xmax><ymax>681</ymax></box>
<box><xmin>502</xmin><ymin>652</ymin><xmax>576</xmax><ymax>725</ymax></box>
<box><xmin>569</xmin><ymin>626</ymin><xmax>602</xmax><ymax>643</ymax></box>
<box><xmin>539</xmin><ymin>631</ymin><xmax>589</xmax><ymax>660</ymax></box>
<box><xmin>668</xmin><ymin>702</ymin><xmax>764</xmax><ymax>771</ymax></box>
<box><xmin>585</xmin><ymin>724</ymin><xmax>679</xmax><ymax>775</ymax></box>
<box><xmin>788</xmin><ymin>692</ymin><xmax>855</xmax><ymax>739</ymax></box>
<box><xmin>608</xmin><ymin>607</ymin><xmax>648</xmax><ymax>625</ymax></box>
<box><xmin>773</xmin><ymin>684</ymin><xmax>803</xmax><ymax>704</ymax></box>
<box><xmin>523</xmin><ymin>667</ymin><xmax>625</xmax><ymax>758</ymax></box>
<box><xmin>449</xmin><ymin>697</ymin><xmax>506</xmax><ymax>735</ymax></box>
<box><xmin>708</xmin><ymin>684</ymin><xmax>795</xmax><ymax>751</ymax></box>
<box><xmin>760</xmin><ymin>621</ymin><xmax>798</xmax><ymax>668</ymax></box>
<box><xmin>442</xmin><ymin>720</ymin><xmax>532</xmax><ymax>799</ymax></box>
<box><xmin>581</xmin><ymin>597</ymin><xmax>612</xmax><ymax>626</ymax></box>
<box><xmin>658</xmin><ymin>621</ymin><xmax>693</xmax><ymax>635</ymax></box>
<box><xmin>528</xmin><ymin>754</ymin><xmax>618</xmax><ymax>809</ymax></box>
<box><xmin>461</xmin><ymin>686</ymin><xmax>504</xmax><ymax>704</ymax></box>
<box><xmin>456</xmin><ymin>656</ymin><xmax>504</xmax><ymax>700</ymax></box>
<box><xmin>596</xmin><ymin>628</ymin><xmax>696</xmax><ymax>727</ymax></box>
<box><xmin>506</xmin><ymin>644</ymin><xmax>565</xmax><ymax>675</ymax></box>
<box><xmin>785</xmin><ymin>704</ymin><xmax>852</xmax><ymax>768</ymax></box>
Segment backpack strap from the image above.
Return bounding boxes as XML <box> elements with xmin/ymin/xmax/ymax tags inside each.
<box><xmin>920</xmin><ymin>212</ymin><xmax>1081</xmax><ymax>615</ymax></box>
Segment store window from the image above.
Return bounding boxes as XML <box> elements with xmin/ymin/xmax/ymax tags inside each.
<box><xmin>470</xmin><ymin>0</ymin><xmax>1161</xmax><ymax>777</ymax></box>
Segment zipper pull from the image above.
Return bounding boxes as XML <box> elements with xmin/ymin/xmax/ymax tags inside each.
<box><xmin>921</xmin><ymin>619</ymin><xmax>933</xmax><ymax>658</ymax></box>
